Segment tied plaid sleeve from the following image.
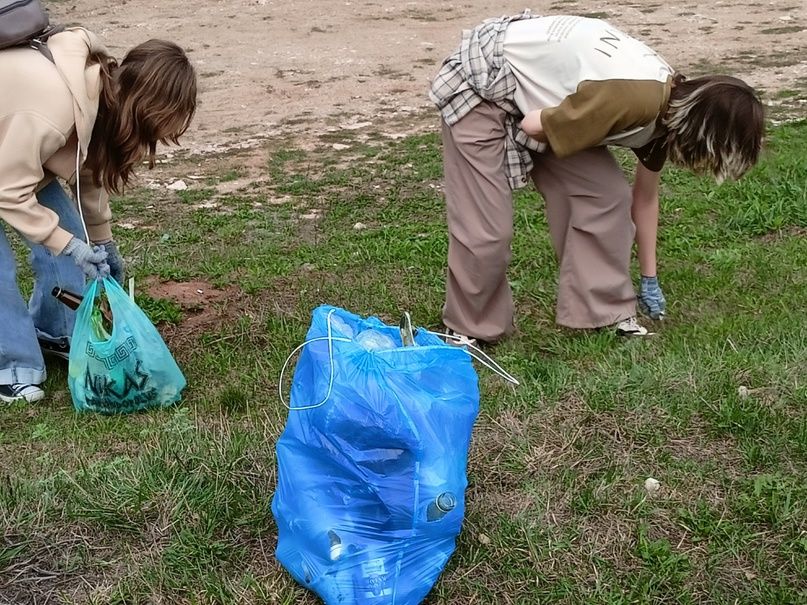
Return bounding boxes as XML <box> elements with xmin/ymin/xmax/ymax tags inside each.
<box><xmin>429</xmin><ymin>10</ymin><xmax>544</xmax><ymax>190</ymax></box>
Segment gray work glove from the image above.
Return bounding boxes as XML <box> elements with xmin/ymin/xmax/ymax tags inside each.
<box><xmin>63</xmin><ymin>237</ymin><xmax>110</xmax><ymax>280</ymax></box>
<box><xmin>637</xmin><ymin>275</ymin><xmax>666</xmax><ymax>320</ymax></box>
<box><xmin>96</xmin><ymin>239</ymin><xmax>125</xmax><ymax>285</ymax></box>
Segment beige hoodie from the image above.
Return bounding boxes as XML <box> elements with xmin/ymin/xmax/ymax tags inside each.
<box><xmin>0</xmin><ymin>28</ymin><xmax>113</xmax><ymax>254</ymax></box>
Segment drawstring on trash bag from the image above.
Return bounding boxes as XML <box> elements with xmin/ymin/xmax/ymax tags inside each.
<box><xmin>424</xmin><ymin>330</ymin><xmax>520</xmax><ymax>386</ymax></box>
<box><xmin>279</xmin><ymin>309</ymin><xmax>352</xmax><ymax>411</ymax></box>
<box><xmin>279</xmin><ymin>309</ymin><xmax>519</xmax><ymax>411</ymax></box>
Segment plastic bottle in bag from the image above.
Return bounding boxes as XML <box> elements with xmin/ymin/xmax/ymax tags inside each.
<box><xmin>426</xmin><ymin>492</ymin><xmax>457</xmax><ymax>522</ymax></box>
<box><xmin>353</xmin><ymin>549</ymin><xmax>393</xmax><ymax>601</ymax></box>
<box><xmin>355</xmin><ymin>329</ymin><xmax>396</xmax><ymax>351</ymax></box>
<box><xmin>328</xmin><ymin>530</ymin><xmax>343</xmax><ymax>561</ymax></box>
<box><xmin>329</xmin><ymin>315</ymin><xmax>355</xmax><ymax>339</ymax></box>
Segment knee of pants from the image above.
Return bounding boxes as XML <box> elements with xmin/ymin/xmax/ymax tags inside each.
<box><xmin>569</xmin><ymin>187</ymin><xmax>633</xmax><ymax>234</ymax></box>
<box><xmin>463</xmin><ymin>238</ymin><xmax>512</xmax><ymax>275</ymax></box>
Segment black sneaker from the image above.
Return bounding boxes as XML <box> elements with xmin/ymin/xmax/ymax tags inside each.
<box><xmin>0</xmin><ymin>383</ymin><xmax>45</xmax><ymax>403</ymax></box>
<box><xmin>38</xmin><ymin>337</ymin><xmax>70</xmax><ymax>361</ymax></box>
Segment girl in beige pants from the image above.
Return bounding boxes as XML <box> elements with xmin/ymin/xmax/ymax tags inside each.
<box><xmin>442</xmin><ymin>101</ymin><xmax>637</xmax><ymax>342</ymax></box>
<box><xmin>435</xmin><ymin>16</ymin><xmax>763</xmax><ymax>343</ymax></box>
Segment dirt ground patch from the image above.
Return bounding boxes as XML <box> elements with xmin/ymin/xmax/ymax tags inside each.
<box><xmin>51</xmin><ymin>0</ymin><xmax>807</xmax><ymax>162</ymax></box>
<box><xmin>143</xmin><ymin>278</ymin><xmax>241</xmax><ymax>338</ymax></box>
<box><xmin>144</xmin><ymin>279</ymin><xmax>231</xmax><ymax>308</ymax></box>
<box><xmin>141</xmin><ymin>278</ymin><xmax>299</xmax><ymax>355</ymax></box>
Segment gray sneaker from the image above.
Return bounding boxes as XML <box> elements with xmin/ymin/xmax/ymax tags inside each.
<box><xmin>615</xmin><ymin>317</ymin><xmax>650</xmax><ymax>337</ymax></box>
<box><xmin>0</xmin><ymin>383</ymin><xmax>45</xmax><ymax>403</ymax></box>
<box><xmin>444</xmin><ymin>329</ymin><xmax>479</xmax><ymax>348</ymax></box>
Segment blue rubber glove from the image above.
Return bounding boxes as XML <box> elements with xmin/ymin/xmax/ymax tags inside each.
<box><xmin>637</xmin><ymin>275</ymin><xmax>666</xmax><ymax>320</ymax></box>
<box><xmin>63</xmin><ymin>237</ymin><xmax>110</xmax><ymax>281</ymax></box>
<box><xmin>96</xmin><ymin>239</ymin><xmax>125</xmax><ymax>285</ymax></box>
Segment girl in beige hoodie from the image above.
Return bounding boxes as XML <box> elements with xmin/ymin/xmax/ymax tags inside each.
<box><xmin>0</xmin><ymin>28</ymin><xmax>196</xmax><ymax>403</ymax></box>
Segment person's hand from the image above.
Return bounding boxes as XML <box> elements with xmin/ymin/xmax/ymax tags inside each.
<box><xmin>637</xmin><ymin>275</ymin><xmax>666</xmax><ymax>320</ymax></box>
<box><xmin>63</xmin><ymin>237</ymin><xmax>110</xmax><ymax>280</ymax></box>
<box><xmin>96</xmin><ymin>239</ymin><xmax>125</xmax><ymax>285</ymax></box>
<box><xmin>520</xmin><ymin>109</ymin><xmax>546</xmax><ymax>140</ymax></box>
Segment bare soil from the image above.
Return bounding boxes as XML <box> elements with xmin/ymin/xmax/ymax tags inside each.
<box><xmin>52</xmin><ymin>0</ymin><xmax>807</xmax><ymax>157</ymax></box>
<box><xmin>45</xmin><ymin>0</ymin><xmax>807</xmax><ymax>332</ymax></box>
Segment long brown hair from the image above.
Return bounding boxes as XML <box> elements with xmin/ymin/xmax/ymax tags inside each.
<box><xmin>662</xmin><ymin>75</ymin><xmax>764</xmax><ymax>183</ymax></box>
<box><xmin>85</xmin><ymin>40</ymin><xmax>197</xmax><ymax>193</ymax></box>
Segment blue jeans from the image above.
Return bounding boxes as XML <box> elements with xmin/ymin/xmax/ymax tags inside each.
<box><xmin>0</xmin><ymin>180</ymin><xmax>85</xmax><ymax>385</ymax></box>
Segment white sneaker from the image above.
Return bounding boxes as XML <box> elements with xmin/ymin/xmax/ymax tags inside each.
<box><xmin>0</xmin><ymin>383</ymin><xmax>45</xmax><ymax>403</ymax></box>
<box><xmin>444</xmin><ymin>329</ymin><xmax>479</xmax><ymax>348</ymax></box>
<box><xmin>615</xmin><ymin>317</ymin><xmax>650</xmax><ymax>337</ymax></box>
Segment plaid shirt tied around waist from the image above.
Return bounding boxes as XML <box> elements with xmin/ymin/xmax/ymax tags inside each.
<box><xmin>429</xmin><ymin>10</ymin><xmax>543</xmax><ymax>190</ymax></box>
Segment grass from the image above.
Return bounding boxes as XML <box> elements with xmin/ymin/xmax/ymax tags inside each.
<box><xmin>1</xmin><ymin>119</ymin><xmax>806</xmax><ymax>603</ymax></box>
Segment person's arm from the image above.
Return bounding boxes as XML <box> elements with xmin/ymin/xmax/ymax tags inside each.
<box><xmin>527</xmin><ymin>80</ymin><xmax>667</xmax><ymax>157</ymax></box>
<box><xmin>632</xmin><ymin>162</ymin><xmax>667</xmax><ymax>319</ymax></box>
<box><xmin>632</xmin><ymin>162</ymin><xmax>661</xmax><ymax>277</ymax></box>
<box><xmin>70</xmin><ymin>167</ymin><xmax>113</xmax><ymax>243</ymax></box>
<box><xmin>69</xmin><ymin>167</ymin><xmax>125</xmax><ymax>283</ymax></box>
<box><xmin>0</xmin><ymin>114</ymin><xmax>74</xmax><ymax>253</ymax></box>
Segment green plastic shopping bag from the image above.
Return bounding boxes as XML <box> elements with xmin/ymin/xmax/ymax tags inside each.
<box><xmin>68</xmin><ymin>277</ymin><xmax>186</xmax><ymax>413</ymax></box>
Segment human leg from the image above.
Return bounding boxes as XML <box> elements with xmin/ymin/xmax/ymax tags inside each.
<box><xmin>0</xmin><ymin>225</ymin><xmax>47</xmax><ymax>397</ymax></box>
<box><xmin>442</xmin><ymin>101</ymin><xmax>515</xmax><ymax>342</ymax></box>
<box><xmin>531</xmin><ymin>148</ymin><xmax>637</xmax><ymax>329</ymax></box>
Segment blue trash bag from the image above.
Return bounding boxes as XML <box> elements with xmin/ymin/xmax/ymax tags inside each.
<box><xmin>272</xmin><ymin>305</ymin><xmax>480</xmax><ymax>605</ymax></box>
<box><xmin>68</xmin><ymin>277</ymin><xmax>187</xmax><ymax>414</ymax></box>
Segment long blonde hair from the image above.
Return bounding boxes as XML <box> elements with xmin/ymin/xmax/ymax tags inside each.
<box><xmin>85</xmin><ymin>40</ymin><xmax>197</xmax><ymax>193</ymax></box>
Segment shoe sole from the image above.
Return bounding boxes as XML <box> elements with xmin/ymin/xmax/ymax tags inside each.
<box><xmin>443</xmin><ymin>332</ymin><xmax>479</xmax><ymax>348</ymax></box>
<box><xmin>616</xmin><ymin>329</ymin><xmax>656</xmax><ymax>337</ymax></box>
<box><xmin>0</xmin><ymin>392</ymin><xmax>44</xmax><ymax>404</ymax></box>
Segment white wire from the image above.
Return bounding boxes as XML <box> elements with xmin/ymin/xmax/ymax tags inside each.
<box><xmin>75</xmin><ymin>146</ymin><xmax>91</xmax><ymax>243</ymax></box>
<box><xmin>424</xmin><ymin>330</ymin><xmax>520</xmax><ymax>386</ymax></box>
<box><xmin>278</xmin><ymin>309</ymin><xmax>351</xmax><ymax>411</ymax></box>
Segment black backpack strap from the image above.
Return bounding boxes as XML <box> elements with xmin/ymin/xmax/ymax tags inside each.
<box><xmin>30</xmin><ymin>24</ymin><xmax>64</xmax><ymax>63</ymax></box>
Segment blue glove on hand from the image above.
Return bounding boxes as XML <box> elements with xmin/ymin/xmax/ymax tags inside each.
<box><xmin>637</xmin><ymin>275</ymin><xmax>666</xmax><ymax>320</ymax></box>
<box><xmin>96</xmin><ymin>239</ymin><xmax>125</xmax><ymax>285</ymax></box>
<box><xmin>63</xmin><ymin>237</ymin><xmax>110</xmax><ymax>280</ymax></box>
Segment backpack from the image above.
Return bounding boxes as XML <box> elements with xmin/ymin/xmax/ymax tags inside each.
<box><xmin>0</xmin><ymin>0</ymin><xmax>63</xmax><ymax>62</ymax></box>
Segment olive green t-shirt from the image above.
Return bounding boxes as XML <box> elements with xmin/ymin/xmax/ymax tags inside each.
<box><xmin>542</xmin><ymin>78</ymin><xmax>672</xmax><ymax>171</ymax></box>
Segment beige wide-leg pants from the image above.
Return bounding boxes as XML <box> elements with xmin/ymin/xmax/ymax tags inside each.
<box><xmin>442</xmin><ymin>101</ymin><xmax>637</xmax><ymax>340</ymax></box>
